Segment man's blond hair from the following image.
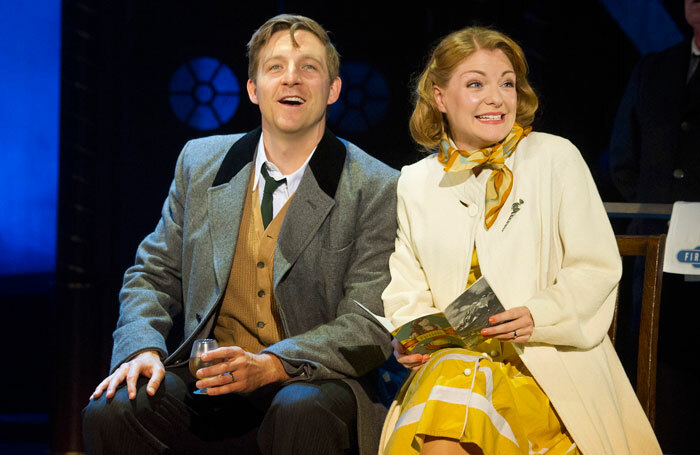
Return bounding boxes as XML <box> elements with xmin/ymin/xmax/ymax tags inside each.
<box><xmin>247</xmin><ymin>14</ymin><xmax>340</xmax><ymax>82</ymax></box>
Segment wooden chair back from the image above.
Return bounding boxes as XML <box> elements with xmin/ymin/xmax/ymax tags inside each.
<box><xmin>609</xmin><ymin>234</ymin><xmax>665</xmax><ymax>429</ymax></box>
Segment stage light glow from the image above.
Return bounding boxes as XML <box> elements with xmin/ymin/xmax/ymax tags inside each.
<box><xmin>0</xmin><ymin>2</ymin><xmax>60</xmax><ymax>277</ymax></box>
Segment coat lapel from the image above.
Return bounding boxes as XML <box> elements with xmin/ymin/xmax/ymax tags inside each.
<box><xmin>438</xmin><ymin>172</ymin><xmax>472</xmax><ymax>299</ymax></box>
<box><xmin>207</xmin><ymin>128</ymin><xmax>261</xmax><ymax>290</ymax></box>
<box><xmin>273</xmin><ymin>128</ymin><xmax>346</xmax><ymax>286</ymax></box>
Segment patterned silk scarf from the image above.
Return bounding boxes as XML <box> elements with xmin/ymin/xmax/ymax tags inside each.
<box><xmin>438</xmin><ymin>122</ymin><xmax>531</xmax><ymax>230</ymax></box>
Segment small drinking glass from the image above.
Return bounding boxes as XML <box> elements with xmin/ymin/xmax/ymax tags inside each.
<box><xmin>189</xmin><ymin>338</ymin><xmax>221</xmax><ymax>395</ymax></box>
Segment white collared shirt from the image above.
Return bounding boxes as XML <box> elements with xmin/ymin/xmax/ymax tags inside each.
<box><xmin>252</xmin><ymin>132</ymin><xmax>316</xmax><ymax>218</ymax></box>
<box><xmin>688</xmin><ymin>39</ymin><xmax>700</xmax><ymax>81</ymax></box>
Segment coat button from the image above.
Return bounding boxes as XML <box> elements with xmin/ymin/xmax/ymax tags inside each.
<box><xmin>257</xmin><ymin>321</ymin><xmax>265</xmax><ymax>328</ymax></box>
<box><xmin>673</xmin><ymin>169</ymin><xmax>685</xmax><ymax>179</ymax></box>
<box><xmin>257</xmin><ymin>261</ymin><xmax>265</xmax><ymax>268</ymax></box>
<box><xmin>490</xmin><ymin>350</ymin><xmax>499</xmax><ymax>357</ymax></box>
<box><xmin>468</xmin><ymin>205</ymin><xmax>478</xmax><ymax>217</ymax></box>
<box><xmin>463</xmin><ymin>368</ymin><xmax>472</xmax><ymax>376</ymax></box>
<box><xmin>258</xmin><ymin>290</ymin><xmax>265</xmax><ymax>297</ymax></box>
<box><xmin>681</xmin><ymin>121</ymin><xmax>690</xmax><ymax>132</ymax></box>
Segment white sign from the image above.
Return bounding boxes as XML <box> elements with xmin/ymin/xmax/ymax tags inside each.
<box><xmin>663</xmin><ymin>202</ymin><xmax>700</xmax><ymax>275</ymax></box>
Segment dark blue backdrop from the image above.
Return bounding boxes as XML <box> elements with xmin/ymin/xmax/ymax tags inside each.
<box><xmin>0</xmin><ymin>0</ymin><xmax>684</xmax><ymax>278</ymax></box>
<box><xmin>0</xmin><ymin>1</ymin><xmax>60</xmax><ymax>276</ymax></box>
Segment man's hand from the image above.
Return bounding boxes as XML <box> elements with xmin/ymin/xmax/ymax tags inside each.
<box><xmin>195</xmin><ymin>347</ymin><xmax>290</xmax><ymax>395</ymax></box>
<box><xmin>392</xmin><ymin>338</ymin><xmax>430</xmax><ymax>371</ymax></box>
<box><xmin>89</xmin><ymin>350</ymin><xmax>165</xmax><ymax>401</ymax></box>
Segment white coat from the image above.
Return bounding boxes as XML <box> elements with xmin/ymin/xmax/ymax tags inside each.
<box><xmin>382</xmin><ymin>132</ymin><xmax>661</xmax><ymax>455</ymax></box>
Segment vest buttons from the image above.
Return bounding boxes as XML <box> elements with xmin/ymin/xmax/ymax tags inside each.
<box><xmin>257</xmin><ymin>321</ymin><xmax>266</xmax><ymax>328</ymax></box>
<box><xmin>673</xmin><ymin>169</ymin><xmax>685</xmax><ymax>179</ymax></box>
<box><xmin>468</xmin><ymin>205</ymin><xmax>478</xmax><ymax>217</ymax></box>
<box><xmin>257</xmin><ymin>261</ymin><xmax>265</xmax><ymax>268</ymax></box>
<box><xmin>258</xmin><ymin>290</ymin><xmax>265</xmax><ymax>297</ymax></box>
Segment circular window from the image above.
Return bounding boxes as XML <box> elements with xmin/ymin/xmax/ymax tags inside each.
<box><xmin>169</xmin><ymin>57</ymin><xmax>241</xmax><ymax>130</ymax></box>
<box><xmin>329</xmin><ymin>62</ymin><xmax>390</xmax><ymax>133</ymax></box>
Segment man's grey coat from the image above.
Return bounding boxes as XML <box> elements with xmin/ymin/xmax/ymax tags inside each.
<box><xmin>111</xmin><ymin>127</ymin><xmax>399</xmax><ymax>454</ymax></box>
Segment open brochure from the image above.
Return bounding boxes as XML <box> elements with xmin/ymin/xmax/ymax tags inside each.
<box><xmin>355</xmin><ymin>277</ymin><xmax>506</xmax><ymax>355</ymax></box>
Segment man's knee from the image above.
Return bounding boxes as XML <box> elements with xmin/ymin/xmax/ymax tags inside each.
<box><xmin>82</xmin><ymin>372</ymin><xmax>189</xmax><ymax>454</ymax></box>
<box><xmin>268</xmin><ymin>381</ymin><xmax>356</xmax><ymax>422</ymax></box>
<box><xmin>83</xmin><ymin>383</ymin><xmax>135</xmax><ymax>433</ymax></box>
<box><xmin>82</xmin><ymin>383</ymin><xmax>142</xmax><ymax>454</ymax></box>
<box><xmin>259</xmin><ymin>381</ymin><xmax>357</xmax><ymax>455</ymax></box>
<box><xmin>269</xmin><ymin>383</ymin><xmax>324</xmax><ymax>417</ymax></box>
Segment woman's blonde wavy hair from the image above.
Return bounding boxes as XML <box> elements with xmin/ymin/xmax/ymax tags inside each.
<box><xmin>409</xmin><ymin>26</ymin><xmax>538</xmax><ymax>150</ymax></box>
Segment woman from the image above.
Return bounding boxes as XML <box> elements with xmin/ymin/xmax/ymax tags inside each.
<box><xmin>381</xmin><ymin>27</ymin><xmax>660</xmax><ymax>455</ymax></box>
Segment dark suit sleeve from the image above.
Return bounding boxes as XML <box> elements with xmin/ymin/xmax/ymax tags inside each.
<box><xmin>261</xmin><ymin>166</ymin><xmax>398</xmax><ymax>381</ymax></box>
<box><xmin>109</xmin><ymin>143</ymin><xmax>191</xmax><ymax>372</ymax></box>
<box><xmin>609</xmin><ymin>58</ymin><xmax>644</xmax><ymax>201</ymax></box>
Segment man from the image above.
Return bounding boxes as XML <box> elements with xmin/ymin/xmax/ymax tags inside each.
<box><xmin>610</xmin><ymin>0</ymin><xmax>700</xmax><ymax>211</ymax></box>
<box><xmin>608</xmin><ymin>1</ymin><xmax>700</xmax><ymax>452</ymax></box>
<box><xmin>83</xmin><ymin>14</ymin><xmax>398</xmax><ymax>455</ymax></box>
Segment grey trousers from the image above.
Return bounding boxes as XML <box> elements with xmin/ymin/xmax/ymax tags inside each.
<box><xmin>82</xmin><ymin>365</ymin><xmax>357</xmax><ymax>455</ymax></box>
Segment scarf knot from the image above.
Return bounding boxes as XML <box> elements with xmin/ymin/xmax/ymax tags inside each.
<box><xmin>438</xmin><ymin>123</ymin><xmax>531</xmax><ymax>229</ymax></box>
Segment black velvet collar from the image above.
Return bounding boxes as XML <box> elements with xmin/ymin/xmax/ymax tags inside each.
<box><xmin>211</xmin><ymin>126</ymin><xmax>346</xmax><ymax>198</ymax></box>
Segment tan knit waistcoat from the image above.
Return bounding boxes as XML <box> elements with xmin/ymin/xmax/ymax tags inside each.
<box><xmin>213</xmin><ymin>178</ymin><xmax>291</xmax><ymax>353</ymax></box>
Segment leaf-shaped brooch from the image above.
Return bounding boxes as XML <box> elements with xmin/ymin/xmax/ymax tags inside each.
<box><xmin>502</xmin><ymin>199</ymin><xmax>524</xmax><ymax>232</ymax></box>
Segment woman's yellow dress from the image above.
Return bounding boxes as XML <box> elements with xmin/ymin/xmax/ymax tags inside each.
<box><xmin>384</xmin><ymin>249</ymin><xmax>581</xmax><ymax>455</ymax></box>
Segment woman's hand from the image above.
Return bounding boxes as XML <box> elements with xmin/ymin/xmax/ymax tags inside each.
<box><xmin>392</xmin><ymin>338</ymin><xmax>430</xmax><ymax>370</ymax></box>
<box><xmin>481</xmin><ymin>306</ymin><xmax>534</xmax><ymax>342</ymax></box>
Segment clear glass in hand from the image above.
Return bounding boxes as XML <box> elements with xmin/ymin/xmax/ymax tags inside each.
<box><xmin>189</xmin><ymin>338</ymin><xmax>221</xmax><ymax>395</ymax></box>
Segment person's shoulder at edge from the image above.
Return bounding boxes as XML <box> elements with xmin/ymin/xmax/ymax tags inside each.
<box><xmin>629</xmin><ymin>39</ymin><xmax>688</xmax><ymax>84</ymax></box>
<box><xmin>177</xmin><ymin>132</ymin><xmax>249</xmax><ymax>173</ymax></box>
<box><xmin>343</xmin><ymin>139</ymin><xmax>400</xmax><ymax>181</ymax></box>
<box><xmin>645</xmin><ymin>39</ymin><xmax>688</xmax><ymax>64</ymax></box>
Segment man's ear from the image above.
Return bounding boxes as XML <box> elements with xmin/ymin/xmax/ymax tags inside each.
<box><xmin>247</xmin><ymin>79</ymin><xmax>259</xmax><ymax>105</ymax></box>
<box><xmin>326</xmin><ymin>77</ymin><xmax>342</xmax><ymax>105</ymax></box>
<box><xmin>433</xmin><ymin>85</ymin><xmax>447</xmax><ymax>113</ymax></box>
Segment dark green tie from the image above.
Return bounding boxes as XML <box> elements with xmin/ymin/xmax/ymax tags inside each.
<box><xmin>260</xmin><ymin>164</ymin><xmax>286</xmax><ymax>228</ymax></box>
